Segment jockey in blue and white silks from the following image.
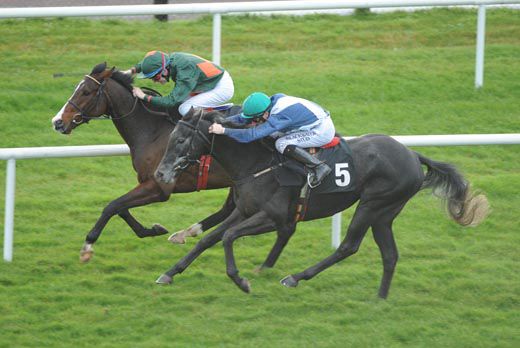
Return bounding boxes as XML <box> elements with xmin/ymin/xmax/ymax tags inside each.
<box><xmin>209</xmin><ymin>92</ymin><xmax>335</xmax><ymax>187</ymax></box>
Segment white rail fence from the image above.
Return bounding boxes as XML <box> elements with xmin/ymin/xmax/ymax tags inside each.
<box><xmin>1</xmin><ymin>0</ymin><xmax>519</xmax><ymax>88</ymax></box>
<box><xmin>2</xmin><ymin>134</ymin><xmax>520</xmax><ymax>261</ymax></box>
<box><xmin>1</xmin><ymin>2</ymin><xmax>519</xmax><ymax>258</ymax></box>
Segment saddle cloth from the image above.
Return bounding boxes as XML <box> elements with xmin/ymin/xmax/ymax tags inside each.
<box><xmin>274</xmin><ymin>137</ymin><xmax>356</xmax><ymax>194</ymax></box>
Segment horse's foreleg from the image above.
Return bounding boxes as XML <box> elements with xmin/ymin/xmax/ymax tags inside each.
<box><xmin>156</xmin><ymin>208</ymin><xmax>245</xmax><ymax>284</ymax></box>
<box><xmin>81</xmin><ymin>180</ymin><xmax>168</xmax><ymax>262</ymax></box>
<box><xmin>255</xmin><ymin>223</ymin><xmax>296</xmax><ymax>272</ymax></box>
<box><xmin>119</xmin><ymin>210</ymin><xmax>169</xmax><ymax>238</ymax></box>
<box><xmin>168</xmin><ymin>188</ymin><xmax>235</xmax><ymax>244</ymax></box>
<box><xmin>281</xmin><ymin>202</ymin><xmax>373</xmax><ymax>289</ymax></box>
<box><xmin>222</xmin><ymin>211</ymin><xmax>277</xmax><ymax>293</ymax></box>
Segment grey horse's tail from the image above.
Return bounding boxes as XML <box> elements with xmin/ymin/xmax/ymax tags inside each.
<box><xmin>417</xmin><ymin>153</ymin><xmax>489</xmax><ymax>226</ymax></box>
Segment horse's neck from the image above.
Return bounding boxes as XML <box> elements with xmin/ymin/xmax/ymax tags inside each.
<box><xmin>212</xmin><ymin>135</ymin><xmax>273</xmax><ymax>179</ymax></box>
<box><xmin>107</xmin><ymin>84</ymin><xmax>173</xmax><ymax>149</ymax></box>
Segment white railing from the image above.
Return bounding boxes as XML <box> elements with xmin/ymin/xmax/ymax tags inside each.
<box><xmin>1</xmin><ymin>0</ymin><xmax>519</xmax><ymax>87</ymax></box>
<box><xmin>2</xmin><ymin>134</ymin><xmax>520</xmax><ymax>261</ymax></box>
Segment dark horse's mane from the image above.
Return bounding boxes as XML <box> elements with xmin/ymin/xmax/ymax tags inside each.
<box><xmin>202</xmin><ymin>110</ymin><xmax>276</xmax><ymax>149</ymax></box>
<box><xmin>111</xmin><ymin>71</ymin><xmax>134</xmax><ymax>92</ymax></box>
<box><xmin>90</xmin><ymin>62</ymin><xmax>134</xmax><ymax>92</ymax></box>
<box><xmin>204</xmin><ymin>110</ymin><xmax>252</xmax><ymax>130</ymax></box>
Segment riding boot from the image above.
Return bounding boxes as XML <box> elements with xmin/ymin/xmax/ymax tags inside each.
<box><xmin>284</xmin><ymin>145</ymin><xmax>331</xmax><ymax>187</ymax></box>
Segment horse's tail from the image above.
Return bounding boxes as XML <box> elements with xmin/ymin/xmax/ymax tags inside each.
<box><xmin>417</xmin><ymin>153</ymin><xmax>489</xmax><ymax>226</ymax></box>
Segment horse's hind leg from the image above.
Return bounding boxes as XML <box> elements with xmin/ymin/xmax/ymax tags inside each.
<box><xmin>256</xmin><ymin>223</ymin><xmax>296</xmax><ymax>272</ymax></box>
<box><xmin>372</xmin><ymin>200</ymin><xmax>407</xmax><ymax>299</ymax></box>
<box><xmin>372</xmin><ymin>222</ymin><xmax>398</xmax><ymax>299</ymax></box>
<box><xmin>280</xmin><ymin>202</ymin><xmax>373</xmax><ymax>288</ymax></box>
<box><xmin>168</xmin><ymin>188</ymin><xmax>235</xmax><ymax>244</ymax></box>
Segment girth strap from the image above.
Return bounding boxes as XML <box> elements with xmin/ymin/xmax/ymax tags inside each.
<box><xmin>294</xmin><ymin>184</ymin><xmax>310</xmax><ymax>222</ymax></box>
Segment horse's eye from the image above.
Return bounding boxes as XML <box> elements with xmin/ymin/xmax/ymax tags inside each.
<box><xmin>177</xmin><ymin>137</ymin><xmax>186</xmax><ymax>144</ymax></box>
<box><xmin>82</xmin><ymin>90</ymin><xmax>91</xmax><ymax>96</ymax></box>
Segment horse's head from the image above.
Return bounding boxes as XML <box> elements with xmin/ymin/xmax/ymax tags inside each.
<box><xmin>155</xmin><ymin>108</ymin><xmax>221</xmax><ymax>184</ymax></box>
<box><xmin>51</xmin><ymin>62</ymin><xmax>126</xmax><ymax>134</ymax></box>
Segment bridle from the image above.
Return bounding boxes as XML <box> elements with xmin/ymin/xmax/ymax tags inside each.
<box><xmin>66</xmin><ymin>74</ymin><xmax>140</xmax><ymax>126</ymax></box>
<box><xmin>173</xmin><ymin>113</ymin><xmax>215</xmax><ymax>171</ymax></box>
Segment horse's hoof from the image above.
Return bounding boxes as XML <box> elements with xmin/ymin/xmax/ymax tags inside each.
<box><xmin>238</xmin><ymin>278</ymin><xmax>251</xmax><ymax>293</ymax></box>
<box><xmin>280</xmin><ymin>275</ymin><xmax>298</xmax><ymax>288</ymax></box>
<box><xmin>168</xmin><ymin>232</ymin><xmax>186</xmax><ymax>244</ymax></box>
<box><xmin>79</xmin><ymin>243</ymin><xmax>94</xmax><ymax>263</ymax></box>
<box><xmin>155</xmin><ymin>274</ymin><xmax>173</xmax><ymax>285</ymax></box>
<box><xmin>253</xmin><ymin>264</ymin><xmax>272</xmax><ymax>274</ymax></box>
<box><xmin>152</xmin><ymin>223</ymin><xmax>169</xmax><ymax>236</ymax></box>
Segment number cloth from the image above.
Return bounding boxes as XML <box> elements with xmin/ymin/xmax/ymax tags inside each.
<box><xmin>275</xmin><ymin>137</ymin><xmax>356</xmax><ymax>194</ymax></box>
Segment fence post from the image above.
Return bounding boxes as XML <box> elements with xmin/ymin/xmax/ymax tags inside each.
<box><xmin>332</xmin><ymin>213</ymin><xmax>341</xmax><ymax>248</ymax></box>
<box><xmin>154</xmin><ymin>0</ymin><xmax>168</xmax><ymax>21</ymax></box>
<box><xmin>475</xmin><ymin>5</ymin><xmax>486</xmax><ymax>88</ymax></box>
<box><xmin>212</xmin><ymin>13</ymin><xmax>222</xmax><ymax>65</ymax></box>
<box><xmin>3</xmin><ymin>159</ymin><xmax>16</xmax><ymax>262</ymax></box>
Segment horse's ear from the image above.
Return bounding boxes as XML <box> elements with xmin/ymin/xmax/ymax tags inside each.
<box><xmin>184</xmin><ymin>106</ymin><xmax>196</xmax><ymax>118</ymax></box>
<box><xmin>100</xmin><ymin>66</ymin><xmax>115</xmax><ymax>79</ymax></box>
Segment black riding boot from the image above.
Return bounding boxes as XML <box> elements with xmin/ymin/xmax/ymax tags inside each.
<box><xmin>284</xmin><ymin>145</ymin><xmax>332</xmax><ymax>187</ymax></box>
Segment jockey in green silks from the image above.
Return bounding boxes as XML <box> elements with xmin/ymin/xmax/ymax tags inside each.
<box><xmin>125</xmin><ymin>50</ymin><xmax>234</xmax><ymax>116</ymax></box>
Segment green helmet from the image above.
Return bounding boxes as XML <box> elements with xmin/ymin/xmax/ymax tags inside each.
<box><xmin>241</xmin><ymin>92</ymin><xmax>271</xmax><ymax>118</ymax></box>
<box><xmin>137</xmin><ymin>51</ymin><xmax>170</xmax><ymax>79</ymax></box>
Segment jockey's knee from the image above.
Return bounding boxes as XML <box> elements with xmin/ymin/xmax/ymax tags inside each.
<box><xmin>275</xmin><ymin>139</ymin><xmax>288</xmax><ymax>154</ymax></box>
<box><xmin>178</xmin><ymin>103</ymin><xmax>192</xmax><ymax>117</ymax></box>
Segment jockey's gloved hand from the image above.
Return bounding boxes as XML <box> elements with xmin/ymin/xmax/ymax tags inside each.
<box><xmin>132</xmin><ymin>87</ymin><xmax>146</xmax><ymax>100</ymax></box>
<box><xmin>209</xmin><ymin>123</ymin><xmax>225</xmax><ymax>135</ymax></box>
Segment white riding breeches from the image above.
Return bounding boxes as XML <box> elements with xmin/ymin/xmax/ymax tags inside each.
<box><xmin>275</xmin><ymin>116</ymin><xmax>336</xmax><ymax>153</ymax></box>
<box><xmin>178</xmin><ymin>71</ymin><xmax>235</xmax><ymax>116</ymax></box>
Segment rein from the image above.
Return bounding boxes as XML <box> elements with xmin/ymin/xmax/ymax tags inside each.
<box><xmin>67</xmin><ymin>74</ymin><xmax>169</xmax><ymax>125</ymax></box>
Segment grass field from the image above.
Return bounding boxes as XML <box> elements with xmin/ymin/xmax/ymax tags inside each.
<box><xmin>0</xmin><ymin>9</ymin><xmax>519</xmax><ymax>348</ymax></box>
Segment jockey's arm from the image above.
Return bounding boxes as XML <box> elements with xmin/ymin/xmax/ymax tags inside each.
<box><xmin>145</xmin><ymin>77</ymin><xmax>197</xmax><ymax>108</ymax></box>
<box><xmin>223</xmin><ymin>115</ymin><xmax>291</xmax><ymax>143</ymax></box>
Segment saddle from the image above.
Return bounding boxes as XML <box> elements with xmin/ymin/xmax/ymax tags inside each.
<box><xmin>273</xmin><ymin>136</ymin><xmax>356</xmax><ymax>195</ymax></box>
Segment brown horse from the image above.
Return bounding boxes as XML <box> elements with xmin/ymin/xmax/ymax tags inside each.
<box><xmin>51</xmin><ymin>62</ymin><xmax>235</xmax><ymax>262</ymax></box>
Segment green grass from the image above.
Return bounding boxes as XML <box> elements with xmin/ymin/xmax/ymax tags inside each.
<box><xmin>0</xmin><ymin>9</ymin><xmax>519</xmax><ymax>348</ymax></box>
